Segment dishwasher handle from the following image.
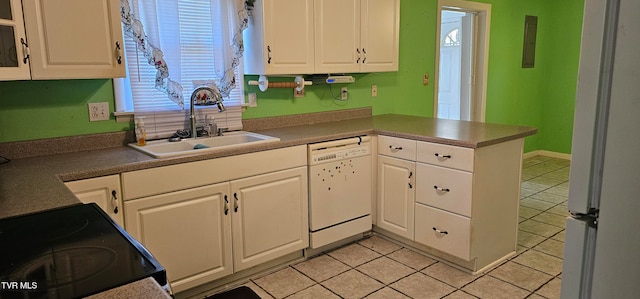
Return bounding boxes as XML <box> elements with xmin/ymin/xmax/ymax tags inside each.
<box><xmin>308</xmin><ymin>136</ymin><xmax>370</xmax><ymax>151</ymax></box>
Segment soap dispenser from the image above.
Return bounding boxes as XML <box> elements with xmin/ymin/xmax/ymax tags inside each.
<box><xmin>135</xmin><ymin>117</ymin><xmax>147</xmax><ymax>146</ymax></box>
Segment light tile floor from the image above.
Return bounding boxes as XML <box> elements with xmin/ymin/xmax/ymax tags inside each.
<box><xmin>238</xmin><ymin>156</ymin><xmax>570</xmax><ymax>299</ymax></box>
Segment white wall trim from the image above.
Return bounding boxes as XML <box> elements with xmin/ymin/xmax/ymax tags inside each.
<box><xmin>523</xmin><ymin>150</ymin><xmax>572</xmax><ymax>161</ymax></box>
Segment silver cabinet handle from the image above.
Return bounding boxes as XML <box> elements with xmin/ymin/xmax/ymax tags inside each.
<box><xmin>408</xmin><ymin>171</ymin><xmax>413</xmax><ymax>189</ymax></box>
<box><xmin>115</xmin><ymin>41</ymin><xmax>123</xmax><ymax>64</ymax></box>
<box><xmin>362</xmin><ymin>48</ymin><xmax>366</xmax><ymax>63</ymax></box>
<box><xmin>267</xmin><ymin>45</ymin><xmax>272</xmax><ymax>64</ymax></box>
<box><xmin>389</xmin><ymin>145</ymin><xmax>403</xmax><ymax>151</ymax></box>
<box><xmin>434</xmin><ymin>153</ymin><xmax>452</xmax><ymax>159</ymax></box>
<box><xmin>233</xmin><ymin>192</ymin><xmax>239</xmax><ymax>213</ymax></box>
<box><xmin>433</xmin><ymin>227</ymin><xmax>448</xmax><ymax>235</ymax></box>
<box><xmin>356</xmin><ymin>48</ymin><xmax>361</xmax><ymax>63</ymax></box>
<box><xmin>224</xmin><ymin>195</ymin><xmax>229</xmax><ymax>215</ymax></box>
<box><xmin>111</xmin><ymin>190</ymin><xmax>119</xmax><ymax>214</ymax></box>
<box><xmin>20</xmin><ymin>38</ymin><xmax>30</xmax><ymax>64</ymax></box>
<box><xmin>433</xmin><ymin>185</ymin><xmax>450</xmax><ymax>192</ymax></box>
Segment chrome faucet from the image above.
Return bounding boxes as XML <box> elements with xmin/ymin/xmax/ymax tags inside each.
<box><xmin>190</xmin><ymin>86</ymin><xmax>225</xmax><ymax>139</ymax></box>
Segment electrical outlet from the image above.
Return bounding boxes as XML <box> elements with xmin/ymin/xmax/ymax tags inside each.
<box><xmin>423</xmin><ymin>74</ymin><xmax>429</xmax><ymax>86</ymax></box>
<box><xmin>248</xmin><ymin>93</ymin><xmax>257</xmax><ymax>107</ymax></box>
<box><xmin>341</xmin><ymin>87</ymin><xmax>348</xmax><ymax>100</ymax></box>
<box><xmin>371</xmin><ymin>85</ymin><xmax>378</xmax><ymax>97</ymax></box>
<box><xmin>88</xmin><ymin>102</ymin><xmax>110</xmax><ymax>121</ymax></box>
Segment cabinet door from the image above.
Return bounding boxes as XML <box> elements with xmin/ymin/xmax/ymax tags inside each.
<box><xmin>64</xmin><ymin>175</ymin><xmax>124</xmax><ymax>227</ymax></box>
<box><xmin>360</xmin><ymin>0</ymin><xmax>400</xmax><ymax>72</ymax></box>
<box><xmin>314</xmin><ymin>0</ymin><xmax>361</xmax><ymax>73</ymax></box>
<box><xmin>260</xmin><ymin>0</ymin><xmax>314</xmax><ymax>74</ymax></box>
<box><xmin>230</xmin><ymin>166</ymin><xmax>308</xmax><ymax>272</ymax></box>
<box><xmin>21</xmin><ymin>0</ymin><xmax>125</xmax><ymax>79</ymax></box>
<box><xmin>377</xmin><ymin>155</ymin><xmax>415</xmax><ymax>240</ymax></box>
<box><xmin>0</xmin><ymin>0</ymin><xmax>30</xmax><ymax>80</ymax></box>
<box><xmin>124</xmin><ymin>183</ymin><xmax>233</xmax><ymax>293</ymax></box>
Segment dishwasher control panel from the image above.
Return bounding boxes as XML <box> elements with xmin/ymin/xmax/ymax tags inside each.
<box><xmin>308</xmin><ymin>136</ymin><xmax>371</xmax><ymax>165</ymax></box>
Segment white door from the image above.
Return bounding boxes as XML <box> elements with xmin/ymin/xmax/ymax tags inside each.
<box><xmin>124</xmin><ymin>183</ymin><xmax>233</xmax><ymax>293</ymax></box>
<box><xmin>434</xmin><ymin>0</ymin><xmax>491</xmax><ymax>122</ymax></box>
<box><xmin>437</xmin><ymin>12</ymin><xmax>463</xmax><ymax>120</ymax></box>
<box><xmin>230</xmin><ymin>167</ymin><xmax>308</xmax><ymax>272</ymax></box>
<box><xmin>376</xmin><ymin>155</ymin><xmax>415</xmax><ymax>240</ymax></box>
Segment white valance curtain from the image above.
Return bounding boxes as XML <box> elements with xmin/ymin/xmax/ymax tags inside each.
<box><xmin>118</xmin><ymin>0</ymin><xmax>248</xmax><ymax>138</ymax></box>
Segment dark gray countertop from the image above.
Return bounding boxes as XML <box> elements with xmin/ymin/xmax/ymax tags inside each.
<box><xmin>0</xmin><ymin>113</ymin><xmax>535</xmax><ymax>298</ymax></box>
<box><xmin>0</xmin><ymin>114</ymin><xmax>536</xmax><ymax>220</ymax></box>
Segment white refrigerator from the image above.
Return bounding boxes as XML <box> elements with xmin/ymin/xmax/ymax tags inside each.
<box><xmin>561</xmin><ymin>0</ymin><xmax>640</xmax><ymax>298</ymax></box>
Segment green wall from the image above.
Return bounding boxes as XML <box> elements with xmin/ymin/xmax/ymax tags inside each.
<box><xmin>0</xmin><ymin>0</ymin><xmax>584</xmax><ymax>154</ymax></box>
<box><xmin>0</xmin><ymin>79</ymin><xmax>130</xmax><ymax>142</ymax></box>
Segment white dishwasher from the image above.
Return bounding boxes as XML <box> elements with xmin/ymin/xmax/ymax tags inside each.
<box><xmin>308</xmin><ymin>136</ymin><xmax>372</xmax><ymax>249</ymax></box>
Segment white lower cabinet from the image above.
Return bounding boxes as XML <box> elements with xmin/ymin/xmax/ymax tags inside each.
<box><xmin>124</xmin><ymin>183</ymin><xmax>232</xmax><ymax>293</ymax></box>
<box><xmin>377</xmin><ymin>135</ymin><xmax>524</xmax><ymax>273</ymax></box>
<box><xmin>376</xmin><ymin>155</ymin><xmax>415</xmax><ymax>240</ymax></box>
<box><xmin>414</xmin><ymin>203</ymin><xmax>471</xmax><ymax>260</ymax></box>
<box><xmin>122</xmin><ymin>146</ymin><xmax>308</xmax><ymax>293</ymax></box>
<box><xmin>230</xmin><ymin>167</ymin><xmax>308</xmax><ymax>272</ymax></box>
<box><xmin>64</xmin><ymin>175</ymin><xmax>124</xmax><ymax>226</ymax></box>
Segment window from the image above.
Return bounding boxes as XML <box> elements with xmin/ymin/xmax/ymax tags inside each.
<box><xmin>443</xmin><ymin>28</ymin><xmax>461</xmax><ymax>47</ymax></box>
<box><xmin>116</xmin><ymin>0</ymin><xmax>248</xmax><ymax>139</ymax></box>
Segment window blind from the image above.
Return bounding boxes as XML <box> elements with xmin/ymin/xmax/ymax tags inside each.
<box><xmin>120</xmin><ymin>0</ymin><xmax>245</xmax><ymax>139</ymax></box>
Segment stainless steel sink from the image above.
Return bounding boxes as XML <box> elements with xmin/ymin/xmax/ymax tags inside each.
<box><xmin>129</xmin><ymin>131</ymin><xmax>280</xmax><ymax>158</ymax></box>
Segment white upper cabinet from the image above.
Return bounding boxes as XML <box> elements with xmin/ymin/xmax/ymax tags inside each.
<box><xmin>315</xmin><ymin>0</ymin><xmax>400</xmax><ymax>73</ymax></box>
<box><xmin>0</xmin><ymin>0</ymin><xmax>125</xmax><ymax>80</ymax></box>
<box><xmin>314</xmin><ymin>0</ymin><xmax>360</xmax><ymax>73</ymax></box>
<box><xmin>244</xmin><ymin>0</ymin><xmax>315</xmax><ymax>75</ymax></box>
<box><xmin>244</xmin><ymin>0</ymin><xmax>399</xmax><ymax>75</ymax></box>
<box><xmin>359</xmin><ymin>0</ymin><xmax>400</xmax><ymax>72</ymax></box>
<box><xmin>0</xmin><ymin>0</ymin><xmax>30</xmax><ymax>80</ymax></box>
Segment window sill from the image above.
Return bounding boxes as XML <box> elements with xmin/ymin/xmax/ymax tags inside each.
<box><xmin>114</xmin><ymin>111</ymin><xmax>135</xmax><ymax>123</ymax></box>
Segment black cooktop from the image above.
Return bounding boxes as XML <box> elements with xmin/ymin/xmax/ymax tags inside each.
<box><xmin>0</xmin><ymin>203</ymin><xmax>166</xmax><ymax>299</ymax></box>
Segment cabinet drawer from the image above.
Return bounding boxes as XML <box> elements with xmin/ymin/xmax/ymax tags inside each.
<box><xmin>415</xmin><ymin>204</ymin><xmax>471</xmax><ymax>260</ymax></box>
<box><xmin>415</xmin><ymin>163</ymin><xmax>472</xmax><ymax>217</ymax></box>
<box><xmin>416</xmin><ymin>141</ymin><xmax>474</xmax><ymax>172</ymax></box>
<box><xmin>378</xmin><ymin>135</ymin><xmax>417</xmax><ymax>161</ymax></box>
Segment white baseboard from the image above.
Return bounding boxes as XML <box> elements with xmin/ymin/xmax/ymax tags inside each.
<box><xmin>523</xmin><ymin>150</ymin><xmax>571</xmax><ymax>161</ymax></box>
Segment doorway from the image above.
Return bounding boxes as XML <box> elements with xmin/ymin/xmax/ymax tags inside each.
<box><xmin>435</xmin><ymin>0</ymin><xmax>491</xmax><ymax>122</ymax></box>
